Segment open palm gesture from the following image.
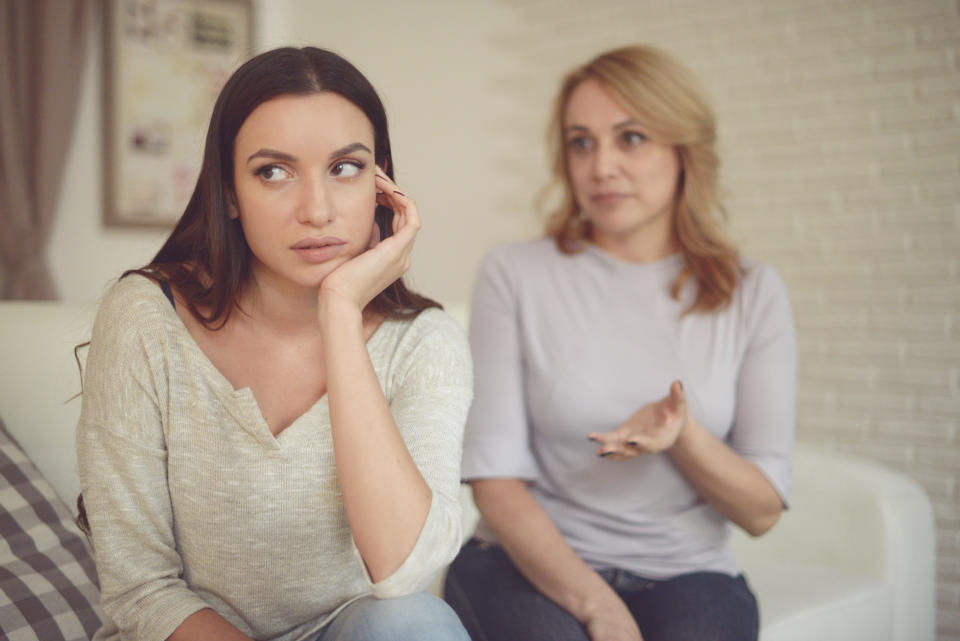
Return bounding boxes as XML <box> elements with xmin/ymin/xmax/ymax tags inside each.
<box><xmin>588</xmin><ymin>381</ymin><xmax>688</xmax><ymax>460</ymax></box>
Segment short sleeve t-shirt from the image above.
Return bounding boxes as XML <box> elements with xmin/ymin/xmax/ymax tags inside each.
<box><xmin>461</xmin><ymin>239</ymin><xmax>796</xmax><ymax>578</ymax></box>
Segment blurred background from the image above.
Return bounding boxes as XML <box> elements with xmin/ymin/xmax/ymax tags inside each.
<box><xmin>2</xmin><ymin>0</ymin><xmax>958</xmax><ymax>637</ymax></box>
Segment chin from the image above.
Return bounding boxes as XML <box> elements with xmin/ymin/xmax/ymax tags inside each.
<box><xmin>592</xmin><ymin>210</ymin><xmax>665</xmax><ymax>236</ymax></box>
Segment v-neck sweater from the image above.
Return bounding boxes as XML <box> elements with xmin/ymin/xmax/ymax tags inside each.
<box><xmin>76</xmin><ymin>275</ymin><xmax>473</xmax><ymax>641</ymax></box>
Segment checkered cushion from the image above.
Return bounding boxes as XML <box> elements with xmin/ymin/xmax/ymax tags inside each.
<box><xmin>0</xmin><ymin>417</ymin><xmax>102</xmax><ymax>641</ymax></box>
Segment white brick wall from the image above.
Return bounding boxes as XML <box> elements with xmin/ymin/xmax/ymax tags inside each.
<box><xmin>492</xmin><ymin>0</ymin><xmax>960</xmax><ymax>637</ymax></box>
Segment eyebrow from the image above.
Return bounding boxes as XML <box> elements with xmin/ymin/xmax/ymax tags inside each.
<box><xmin>330</xmin><ymin>142</ymin><xmax>373</xmax><ymax>158</ymax></box>
<box><xmin>246</xmin><ymin>142</ymin><xmax>373</xmax><ymax>164</ymax></box>
<box><xmin>246</xmin><ymin>148</ymin><xmax>295</xmax><ymax>164</ymax></box>
<box><xmin>564</xmin><ymin>120</ymin><xmax>643</xmax><ymax>134</ymax></box>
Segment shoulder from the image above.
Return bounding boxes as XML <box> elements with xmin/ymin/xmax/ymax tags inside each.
<box><xmin>735</xmin><ymin>259</ymin><xmax>794</xmax><ymax>335</ymax></box>
<box><xmin>737</xmin><ymin>259</ymin><xmax>791</xmax><ymax>307</ymax></box>
<box><xmin>395</xmin><ymin>307</ymin><xmax>470</xmax><ymax>359</ymax></box>
<box><xmin>475</xmin><ymin>237</ymin><xmax>571</xmax><ymax>299</ymax></box>
<box><xmin>85</xmin><ymin>274</ymin><xmax>179</xmax><ymax>399</ymax></box>
<box><xmin>480</xmin><ymin>237</ymin><xmax>562</xmax><ymax>273</ymax></box>
<box><xmin>378</xmin><ymin>307</ymin><xmax>472</xmax><ymax>388</ymax></box>
<box><xmin>94</xmin><ymin>273</ymin><xmax>175</xmax><ymax>339</ymax></box>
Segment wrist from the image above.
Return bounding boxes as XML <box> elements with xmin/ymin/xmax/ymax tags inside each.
<box><xmin>570</xmin><ymin>575</ymin><xmax>624</xmax><ymax>624</ymax></box>
<box><xmin>669</xmin><ymin>413</ymin><xmax>698</xmax><ymax>454</ymax></box>
<box><xmin>317</xmin><ymin>292</ymin><xmax>363</xmax><ymax>330</ymax></box>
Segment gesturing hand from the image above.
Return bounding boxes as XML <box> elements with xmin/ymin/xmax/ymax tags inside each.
<box><xmin>588</xmin><ymin>381</ymin><xmax>688</xmax><ymax>460</ymax></box>
<box><xmin>318</xmin><ymin>167</ymin><xmax>419</xmax><ymax>313</ymax></box>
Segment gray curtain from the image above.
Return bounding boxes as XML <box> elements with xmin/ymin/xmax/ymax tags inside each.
<box><xmin>0</xmin><ymin>0</ymin><xmax>92</xmax><ymax>299</ymax></box>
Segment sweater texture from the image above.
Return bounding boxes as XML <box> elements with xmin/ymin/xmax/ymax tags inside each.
<box><xmin>77</xmin><ymin>275</ymin><xmax>472</xmax><ymax>641</ymax></box>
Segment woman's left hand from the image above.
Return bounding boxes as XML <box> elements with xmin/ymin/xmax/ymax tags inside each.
<box><xmin>588</xmin><ymin>381</ymin><xmax>688</xmax><ymax>460</ymax></box>
<box><xmin>318</xmin><ymin>166</ymin><xmax>420</xmax><ymax>312</ymax></box>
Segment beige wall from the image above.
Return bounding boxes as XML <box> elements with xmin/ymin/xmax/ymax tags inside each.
<box><xmin>49</xmin><ymin>0</ymin><xmax>959</xmax><ymax>637</ymax></box>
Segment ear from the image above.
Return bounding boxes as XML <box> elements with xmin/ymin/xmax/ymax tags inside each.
<box><xmin>226</xmin><ymin>189</ymin><xmax>240</xmax><ymax>219</ymax></box>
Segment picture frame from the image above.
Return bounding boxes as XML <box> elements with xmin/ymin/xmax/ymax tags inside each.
<box><xmin>103</xmin><ymin>0</ymin><xmax>253</xmax><ymax>227</ymax></box>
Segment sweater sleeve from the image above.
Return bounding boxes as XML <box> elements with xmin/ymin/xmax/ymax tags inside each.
<box><xmin>358</xmin><ymin>310</ymin><xmax>473</xmax><ymax>598</ymax></box>
<box><xmin>727</xmin><ymin>264</ymin><xmax>797</xmax><ymax>506</ymax></box>
<box><xmin>460</xmin><ymin>246</ymin><xmax>540</xmax><ymax>481</ymax></box>
<box><xmin>76</xmin><ymin>279</ymin><xmax>209</xmax><ymax>641</ymax></box>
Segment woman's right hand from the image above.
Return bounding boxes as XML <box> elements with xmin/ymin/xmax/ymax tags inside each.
<box><xmin>582</xmin><ymin>596</ymin><xmax>645</xmax><ymax>641</ymax></box>
<box><xmin>471</xmin><ymin>479</ymin><xmax>644</xmax><ymax>641</ymax></box>
<box><xmin>317</xmin><ymin>166</ymin><xmax>419</xmax><ymax>315</ymax></box>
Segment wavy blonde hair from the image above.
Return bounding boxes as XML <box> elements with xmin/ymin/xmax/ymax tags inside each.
<box><xmin>542</xmin><ymin>45</ymin><xmax>741</xmax><ymax>313</ymax></box>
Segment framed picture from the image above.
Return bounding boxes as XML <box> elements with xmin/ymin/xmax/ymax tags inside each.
<box><xmin>103</xmin><ymin>0</ymin><xmax>253</xmax><ymax>227</ymax></box>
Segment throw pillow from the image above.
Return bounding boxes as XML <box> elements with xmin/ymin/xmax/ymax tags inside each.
<box><xmin>0</xmin><ymin>416</ymin><xmax>102</xmax><ymax>641</ymax></box>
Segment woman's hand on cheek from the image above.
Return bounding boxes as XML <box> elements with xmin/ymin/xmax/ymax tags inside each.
<box><xmin>317</xmin><ymin>167</ymin><xmax>420</xmax><ymax>315</ymax></box>
<box><xmin>587</xmin><ymin>381</ymin><xmax>688</xmax><ymax>460</ymax></box>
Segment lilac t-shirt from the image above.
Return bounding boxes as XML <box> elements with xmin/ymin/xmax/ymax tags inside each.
<box><xmin>461</xmin><ymin>238</ymin><xmax>796</xmax><ymax>578</ymax></box>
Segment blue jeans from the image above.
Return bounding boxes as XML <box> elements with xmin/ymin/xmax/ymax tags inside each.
<box><xmin>444</xmin><ymin>539</ymin><xmax>759</xmax><ymax>641</ymax></box>
<box><xmin>314</xmin><ymin>592</ymin><xmax>470</xmax><ymax>641</ymax></box>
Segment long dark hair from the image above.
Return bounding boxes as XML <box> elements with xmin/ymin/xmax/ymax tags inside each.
<box><xmin>133</xmin><ymin>45</ymin><xmax>438</xmax><ymax>327</ymax></box>
<box><xmin>77</xmin><ymin>47</ymin><xmax>438</xmax><ymax>537</ymax></box>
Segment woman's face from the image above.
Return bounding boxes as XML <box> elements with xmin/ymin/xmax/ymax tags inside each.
<box><xmin>232</xmin><ymin>92</ymin><xmax>378</xmax><ymax>292</ymax></box>
<box><xmin>563</xmin><ymin>79</ymin><xmax>682</xmax><ymax>257</ymax></box>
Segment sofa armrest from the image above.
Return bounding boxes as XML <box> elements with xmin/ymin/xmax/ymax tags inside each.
<box><xmin>730</xmin><ymin>444</ymin><xmax>935</xmax><ymax>641</ymax></box>
<box><xmin>0</xmin><ymin>300</ymin><xmax>96</xmax><ymax>507</ymax></box>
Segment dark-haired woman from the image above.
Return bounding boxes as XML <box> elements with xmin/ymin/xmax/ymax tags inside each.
<box><xmin>76</xmin><ymin>47</ymin><xmax>471</xmax><ymax>641</ymax></box>
<box><xmin>444</xmin><ymin>45</ymin><xmax>796</xmax><ymax>641</ymax></box>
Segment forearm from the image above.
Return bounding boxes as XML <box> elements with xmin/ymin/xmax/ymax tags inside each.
<box><xmin>320</xmin><ymin>297</ymin><xmax>432</xmax><ymax>582</ymax></box>
<box><xmin>166</xmin><ymin>609</ymin><xmax>252</xmax><ymax>641</ymax></box>
<box><xmin>669</xmin><ymin>417</ymin><xmax>784</xmax><ymax>536</ymax></box>
<box><xmin>471</xmin><ymin>479</ymin><xmax>629</xmax><ymax>625</ymax></box>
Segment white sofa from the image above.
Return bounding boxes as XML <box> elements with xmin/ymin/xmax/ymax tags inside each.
<box><xmin>0</xmin><ymin>299</ymin><xmax>937</xmax><ymax>641</ymax></box>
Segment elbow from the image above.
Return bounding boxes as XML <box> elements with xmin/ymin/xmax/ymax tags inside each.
<box><xmin>741</xmin><ymin>506</ymin><xmax>782</xmax><ymax>538</ymax></box>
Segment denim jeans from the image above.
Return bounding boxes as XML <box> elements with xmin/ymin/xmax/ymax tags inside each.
<box><xmin>444</xmin><ymin>539</ymin><xmax>759</xmax><ymax>641</ymax></box>
<box><xmin>313</xmin><ymin>592</ymin><xmax>470</xmax><ymax>641</ymax></box>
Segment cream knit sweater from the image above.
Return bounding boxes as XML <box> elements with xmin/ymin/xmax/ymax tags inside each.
<box><xmin>77</xmin><ymin>275</ymin><xmax>472</xmax><ymax>641</ymax></box>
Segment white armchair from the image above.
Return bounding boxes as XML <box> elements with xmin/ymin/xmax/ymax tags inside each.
<box><xmin>729</xmin><ymin>445</ymin><xmax>936</xmax><ymax>641</ymax></box>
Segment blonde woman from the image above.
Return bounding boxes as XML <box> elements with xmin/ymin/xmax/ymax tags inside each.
<box><xmin>444</xmin><ymin>45</ymin><xmax>796</xmax><ymax>641</ymax></box>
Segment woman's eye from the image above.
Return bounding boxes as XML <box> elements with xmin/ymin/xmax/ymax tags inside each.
<box><xmin>622</xmin><ymin>131</ymin><xmax>646</xmax><ymax>146</ymax></box>
<box><xmin>566</xmin><ymin>136</ymin><xmax>593</xmax><ymax>152</ymax></box>
<box><xmin>255</xmin><ymin>165</ymin><xmax>290</xmax><ymax>182</ymax></box>
<box><xmin>331</xmin><ymin>161</ymin><xmax>363</xmax><ymax>178</ymax></box>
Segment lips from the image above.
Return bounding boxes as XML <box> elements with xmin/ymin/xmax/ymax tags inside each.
<box><xmin>590</xmin><ymin>192</ymin><xmax>632</xmax><ymax>205</ymax></box>
<box><xmin>291</xmin><ymin>236</ymin><xmax>346</xmax><ymax>263</ymax></box>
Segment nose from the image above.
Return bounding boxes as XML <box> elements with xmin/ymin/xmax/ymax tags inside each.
<box><xmin>591</xmin><ymin>139</ymin><xmax>618</xmax><ymax>180</ymax></box>
<box><xmin>297</xmin><ymin>173</ymin><xmax>333</xmax><ymax>226</ymax></box>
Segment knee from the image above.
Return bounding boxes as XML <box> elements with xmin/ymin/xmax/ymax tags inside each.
<box><xmin>335</xmin><ymin>593</ymin><xmax>470</xmax><ymax>641</ymax></box>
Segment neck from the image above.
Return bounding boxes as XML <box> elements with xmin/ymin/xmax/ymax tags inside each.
<box><xmin>591</xmin><ymin>223</ymin><xmax>680</xmax><ymax>263</ymax></box>
<box><xmin>239</xmin><ymin>268</ymin><xmax>322</xmax><ymax>336</ymax></box>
